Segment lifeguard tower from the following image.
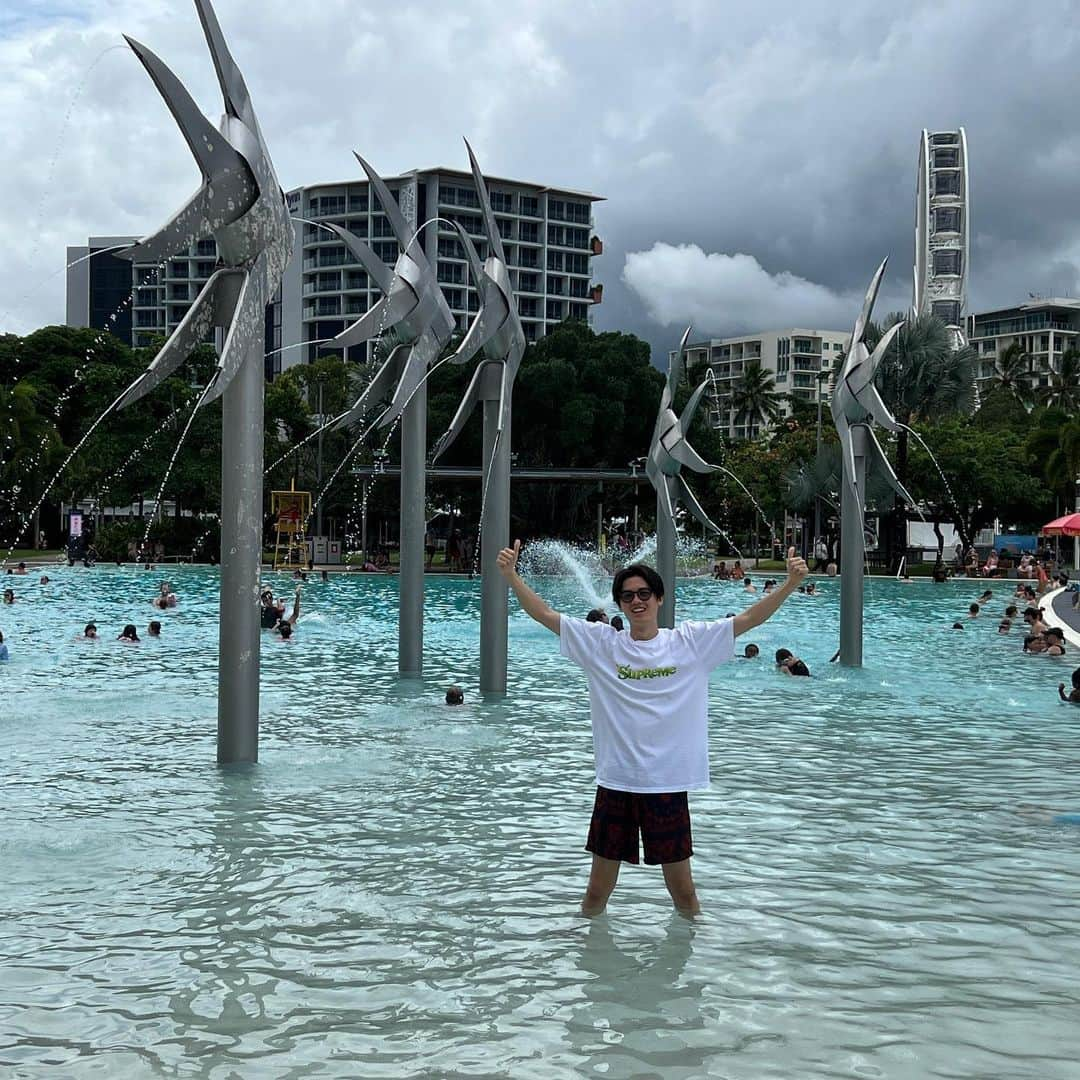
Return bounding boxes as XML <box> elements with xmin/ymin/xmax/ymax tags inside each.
<box><xmin>271</xmin><ymin>483</ymin><xmax>311</xmax><ymax>570</ymax></box>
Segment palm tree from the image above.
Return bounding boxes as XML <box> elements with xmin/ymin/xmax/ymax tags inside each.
<box><xmin>729</xmin><ymin>359</ymin><xmax>783</xmax><ymax>437</ymax></box>
<box><xmin>993</xmin><ymin>341</ymin><xmax>1035</xmax><ymax>410</ymax></box>
<box><xmin>1043</xmin><ymin>346</ymin><xmax>1080</xmax><ymax>413</ymax></box>
<box><xmin>1027</xmin><ymin>408</ymin><xmax>1080</xmax><ymax>494</ymax></box>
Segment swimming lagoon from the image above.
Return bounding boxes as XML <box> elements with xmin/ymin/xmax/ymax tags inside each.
<box><xmin>2</xmin><ymin>567</ymin><xmax>1079</xmax><ymax>1077</ymax></box>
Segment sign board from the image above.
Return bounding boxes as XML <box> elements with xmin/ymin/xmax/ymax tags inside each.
<box><xmin>69</xmin><ymin>513</ymin><xmax>83</xmax><ymax>538</ymax></box>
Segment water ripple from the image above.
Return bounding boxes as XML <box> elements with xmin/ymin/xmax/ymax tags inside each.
<box><xmin>1</xmin><ymin>569</ymin><xmax>1079</xmax><ymax>1076</ymax></box>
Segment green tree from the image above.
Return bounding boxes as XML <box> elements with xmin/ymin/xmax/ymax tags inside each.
<box><xmin>992</xmin><ymin>341</ymin><xmax>1035</xmax><ymax>411</ymax></box>
<box><xmin>907</xmin><ymin>418</ymin><xmax>1051</xmax><ymax>549</ymax></box>
<box><xmin>1043</xmin><ymin>346</ymin><xmax>1080</xmax><ymax>413</ymax></box>
<box><xmin>729</xmin><ymin>359</ymin><xmax>783</xmax><ymax>435</ymax></box>
<box><xmin>1026</xmin><ymin>407</ymin><xmax>1080</xmax><ymax>498</ymax></box>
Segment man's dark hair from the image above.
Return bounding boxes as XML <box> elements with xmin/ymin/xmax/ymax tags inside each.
<box><xmin>775</xmin><ymin>648</ymin><xmax>793</xmax><ymax>664</ymax></box>
<box><xmin>744</xmin><ymin>643</ymin><xmax>760</xmax><ymax>658</ymax></box>
<box><xmin>952</xmin><ymin>622</ymin><xmax>964</xmax><ymax>630</ymax></box>
<box><xmin>612</xmin><ymin>563</ymin><xmax>664</xmax><ymax>603</ymax></box>
<box><xmin>609</xmin><ymin>615</ymin><xmax>625</xmax><ymax>632</ymax></box>
<box><xmin>585</xmin><ymin>608</ymin><xmax>608</xmax><ymax>623</ymax></box>
<box><xmin>149</xmin><ymin>620</ymin><xmax>161</xmax><ymax>634</ymax></box>
<box><xmin>445</xmin><ymin>685</ymin><xmax>464</xmax><ymax>705</ymax></box>
<box><xmin>279</xmin><ymin>622</ymin><xmax>293</xmax><ymax>639</ymax></box>
<box><xmin>1071</xmin><ymin>665</ymin><xmax>1080</xmax><ymax>689</ymax></box>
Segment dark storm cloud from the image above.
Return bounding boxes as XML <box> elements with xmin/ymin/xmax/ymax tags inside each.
<box><xmin>2</xmin><ymin>0</ymin><xmax>1078</xmax><ymax>362</ymax></box>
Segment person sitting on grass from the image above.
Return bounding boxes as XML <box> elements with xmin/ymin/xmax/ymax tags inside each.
<box><xmin>496</xmin><ymin>540</ymin><xmax>808</xmax><ymax>918</ymax></box>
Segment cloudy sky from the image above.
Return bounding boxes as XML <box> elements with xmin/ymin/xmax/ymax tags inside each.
<box><xmin>2</xmin><ymin>0</ymin><xmax>1079</xmax><ymax>360</ymax></box>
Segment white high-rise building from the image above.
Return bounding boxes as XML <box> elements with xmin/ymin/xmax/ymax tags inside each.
<box><xmin>279</xmin><ymin>168</ymin><xmax>604</xmax><ymax>371</ymax></box>
<box><xmin>65</xmin><ymin>167</ymin><xmax>605</xmax><ymax>374</ymax></box>
<box><xmin>914</xmin><ymin>128</ymin><xmax>970</xmax><ymax>344</ymax></box>
<box><xmin>673</xmin><ymin>328</ymin><xmax>849</xmax><ymax>440</ymax></box>
<box><xmin>967</xmin><ymin>298</ymin><xmax>1080</xmax><ymax>394</ymax></box>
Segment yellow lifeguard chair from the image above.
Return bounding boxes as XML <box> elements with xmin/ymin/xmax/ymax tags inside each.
<box><xmin>271</xmin><ymin>482</ymin><xmax>312</xmax><ymax>570</ymax></box>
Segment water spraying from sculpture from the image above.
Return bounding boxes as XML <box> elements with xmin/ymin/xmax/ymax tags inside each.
<box><xmin>323</xmin><ymin>153</ymin><xmax>454</xmax><ymax>676</ymax></box>
<box><xmin>645</xmin><ymin>326</ymin><xmax>723</xmax><ymax>628</ymax></box>
<box><xmin>430</xmin><ymin>140</ymin><xmax>526</xmax><ymax>695</ymax></box>
<box><xmin>113</xmin><ymin>0</ymin><xmax>294</xmax><ymax>762</ymax></box>
<box><xmin>831</xmin><ymin>258</ymin><xmax>916</xmax><ymax>666</ymax></box>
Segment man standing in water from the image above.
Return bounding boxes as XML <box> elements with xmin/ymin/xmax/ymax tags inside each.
<box><xmin>496</xmin><ymin>541</ymin><xmax>808</xmax><ymax>917</ymax></box>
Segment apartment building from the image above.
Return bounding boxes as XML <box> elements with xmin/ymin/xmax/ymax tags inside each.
<box><xmin>281</xmin><ymin>167</ymin><xmax>604</xmax><ymax>370</ymax></box>
<box><xmin>967</xmin><ymin>298</ymin><xmax>1080</xmax><ymax>392</ymax></box>
<box><xmin>65</xmin><ymin>167</ymin><xmax>605</xmax><ymax>374</ymax></box>
<box><xmin>673</xmin><ymin>329</ymin><xmax>849</xmax><ymax>440</ymax></box>
<box><xmin>66</xmin><ymin>235</ymin><xmax>235</xmax><ymax>351</ymax></box>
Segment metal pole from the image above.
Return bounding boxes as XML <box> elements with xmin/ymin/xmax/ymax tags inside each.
<box><xmin>217</xmin><ymin>346</ymin><xmax>263</xmax><ymax>764</ymax></box>
<box><xmin>1074</xmin><ymin>474</ymin><xmax>1079</xmax><ymax>571</ymax></box>
<box><xmin>657</xmin><ymin>491</ymin><xmax>677</xmax><ymax>629</ymax></box>
<box><xmin>480</xmin><ymin>378</ymin><xmax>510</xmax><ymax>694</ymax></box>
<box><xmin>361</xmin><ymin>479</ymin><xmax>368</xmax><ymax>565</ymax></box>
<box><xmin>315</xmin><ymin>378</ymin><xmax>324</xmax><ymax>540</ymax></box>
<box><xmin>839</xmin><ymin>425</ymin><xmax>868</xmax><ymax>666</ymax></box>
<box><xmin>597</xmin><ymin>482</ymin><xmax>603</xmax><ymax>550</ymax></box>
<box><xmin>398</xmin><ymin>380</ymin><xmax>426</xmax><ymax>676</ymax></box>
<box><xmin>814</xmin><ymin>374</ymin><xmax>824</xmax><ymax>554</ymax></box>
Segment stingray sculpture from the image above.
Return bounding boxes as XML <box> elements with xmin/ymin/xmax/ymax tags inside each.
<box><xmin>832</xmin><ymin>257</ymin><xmax>915</xmax><ymax>666</ymax></box>
<box><xmin>432</xmin><ymin>140</ymin><xmax>526</xmax><ymax>463</ymax></box>
<box><xmin>116</xmin><ymin>0</ymin><xmax>292</xmax><ymax>409</ymax></box>
<box><xmin>647</xmin><ymin>327</ymin><xmax>722</xmax><ymax>628</ymax></box>
<box><xmin>321</xmin><ymin>155</ymin><xmax>454</xmax><ymax>676</ymax></box>
<box><xmin>115</xmin><ymin>0</ymin><xmax>293</xmax><ymax>764</ymax></box>
<box><xmin>324</xmin><ymin>154</ymin><xmax>454</xmax><ymax>432</ymax></box>
<box><xmin>430</xmin><ymin>139</ymin><xmax>526</xmax><ymax>694</ymax></box>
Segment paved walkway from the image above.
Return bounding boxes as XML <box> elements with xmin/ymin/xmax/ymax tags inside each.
<box><xmin>1044</xmin><ymin>587</ymin><xmax>1080</xmax><ymax>649</ymax></box>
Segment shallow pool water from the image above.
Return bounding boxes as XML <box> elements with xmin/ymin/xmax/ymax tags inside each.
<box><xmin>1</xmin><ymin>566</ymin><xmax>1079</xmax><ymax>1078</ymax></box>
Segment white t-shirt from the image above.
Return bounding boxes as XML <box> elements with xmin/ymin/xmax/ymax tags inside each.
<box><xmin>559</xmin><ymin>616</ymin><xmax>735</xmax><ymax>793</ymax></box>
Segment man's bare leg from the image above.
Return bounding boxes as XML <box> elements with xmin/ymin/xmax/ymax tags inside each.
<box><xmin>662</xmin><ymin>859</ymin><xmax>700</xmax><ymax>916</ymax></box>
<box><xmin>581</xmin><ymin>854</ymin><xmax>621</xmax><ymax>916</ymax></box>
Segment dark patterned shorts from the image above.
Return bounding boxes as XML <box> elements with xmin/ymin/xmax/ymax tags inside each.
<box><xmin>586</xmin><ymin>786</ymin><xmax>693</xmax><ymax>866</ymax></box>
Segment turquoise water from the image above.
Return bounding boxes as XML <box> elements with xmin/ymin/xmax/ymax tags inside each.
<box><xmin>2</xmin><ymin>567</ymin><xmax>1079</xmax><ymax>1078</ymax></box>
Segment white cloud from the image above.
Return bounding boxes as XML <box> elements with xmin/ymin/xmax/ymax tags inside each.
<box><xmin>623</xmin><ymin>243</ymin><xmax>866</xmax><ymax>336</ymax></box>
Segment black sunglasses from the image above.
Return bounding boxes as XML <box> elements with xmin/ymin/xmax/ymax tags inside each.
<box><xmin>619</xmin><ymin>587</ymin><xmax>654</xmax><ymax>603</ymax></box>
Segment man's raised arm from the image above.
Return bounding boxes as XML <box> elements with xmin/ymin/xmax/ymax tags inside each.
<box><xmin>732</xmin><ymin>546</ymin><xmax>808</xmax><ymax>638</ymax></box>
<box><xmin>497</xmin><ymin>539</ymin><xmax>562</xmax><ymax>635</ymax></box>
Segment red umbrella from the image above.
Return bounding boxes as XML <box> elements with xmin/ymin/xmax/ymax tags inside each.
<box><xmin>1041</xmin><ymin>513</ymin><xmax>1080</xmax><ymax>537</ymax></box>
